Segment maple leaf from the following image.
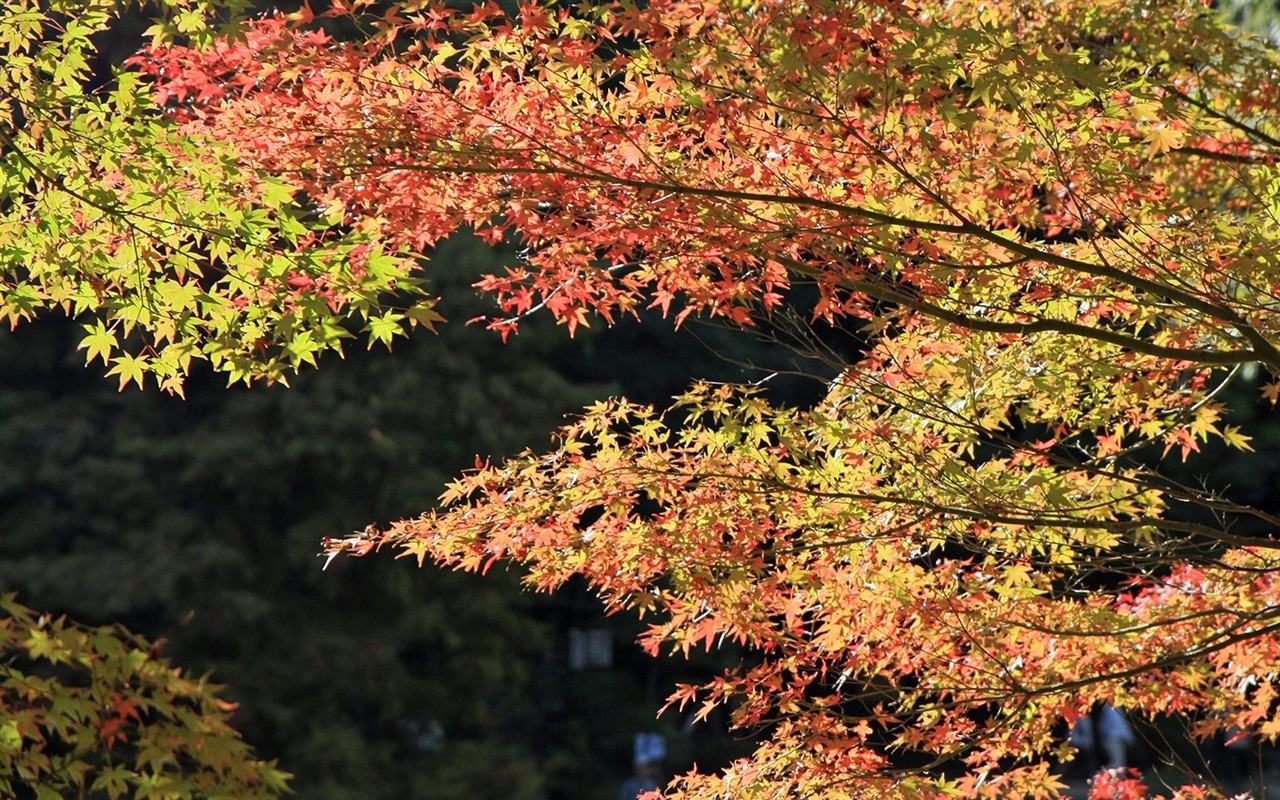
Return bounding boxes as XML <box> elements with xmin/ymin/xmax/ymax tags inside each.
<box><xmin>1144</xmin><ymin>125</ymin><xmax>1186</xmax><ymax>156</ymax></box>
<box><xmin>106</xmin><ymin>354</ymin><xmax>148</xmax><ymax>391</ymax></box>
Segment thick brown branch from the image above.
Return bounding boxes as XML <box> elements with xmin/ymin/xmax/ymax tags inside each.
<box><xmin>775</xmin><ymin>255</ymin><xmax>1261</xmax><ymax>367</ymax></box>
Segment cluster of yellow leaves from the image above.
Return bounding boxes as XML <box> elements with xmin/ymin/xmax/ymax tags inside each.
<box><xmin>0</xmin><ymin>0</ymin><xmax>440</xmax><ymax>392</ymax></box>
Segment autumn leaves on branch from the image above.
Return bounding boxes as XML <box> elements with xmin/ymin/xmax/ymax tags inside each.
<box><xmin>6</xmin><ymin>0</ymin><xmax>1280</xmax><ymax>796</ymax></box>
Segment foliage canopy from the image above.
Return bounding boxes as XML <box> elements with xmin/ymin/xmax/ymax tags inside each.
<box><xmin>8</xmin><ymin>0</ymin><xmax>1280</xmax><ymax>796</ymax></box>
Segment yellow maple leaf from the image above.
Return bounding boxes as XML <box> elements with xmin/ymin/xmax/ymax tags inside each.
<box><xmin>1144</xmin><ymin>125</ymin><xmax>1185</xmax><ymax>156</ymax></box>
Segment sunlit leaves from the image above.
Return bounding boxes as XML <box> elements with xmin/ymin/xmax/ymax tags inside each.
<box><xmin>205</xmin><ymin>0</ymin><xmax>1280</xmax><ymax>795</ymax></box>
<box><xmin>0</xmin><ymin>0</ymin><xmax>435</xmax><ymax>392</ymax></box>
<box><xmin>11</xmin><ymin>0</ymin><xmax>1280</xmax><ymax>797</ymax></box>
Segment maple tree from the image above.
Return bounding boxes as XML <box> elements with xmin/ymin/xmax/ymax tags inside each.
<box><xmin>0</xmin><ymin>595</ymin><xmax>289</xmax><ymax>799</ymax></box>
<box><xmin>8</xmin><ymin>0</ymin><xmax>1280</xmax><ymax>796</ymax></box>
<box><xmin>1</xmin><ymin>2</ymin><xmax>294</xmax><ymax>795</ymax></box>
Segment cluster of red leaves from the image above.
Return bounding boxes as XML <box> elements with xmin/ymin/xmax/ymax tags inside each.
<box><xmin>1087</xmin><ymin>769</ymin><xmax>1149</xmax><ymax>800</ymax></box>
<box><xmin>135</xmin><ymin>0</ymin><xmax>1279</xmax><ymax>347</ymax></box>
